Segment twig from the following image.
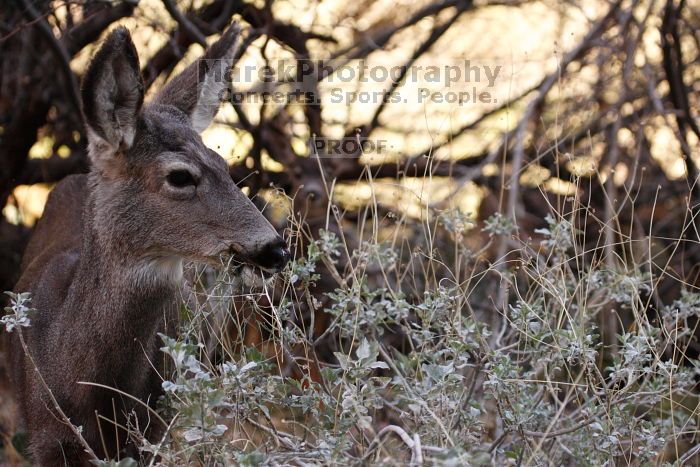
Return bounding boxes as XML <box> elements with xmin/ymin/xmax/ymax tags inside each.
<box><xmin>17</xmin><ymin>0</ymin><xmax>83</xmax><ymax>120</ymax></box>
<box><xmin>146</xmin><ymin>414</ymin><xmax>180</xmax><ymax>467</ymax></box>
<box><xmin>412</xmin><ymin>433</ymin><xmax>423</xmax><ymax>465</ymax></box>
<box><xmin>247</xmin><ymin>418</ymin><xmax>298</xmax><ymax>450</ymax></box>
<box><xmin>377</xmin><ymin>344</ymin><xmax>455</xmax><ymax>446</ymax></box>
<box><xmin>363</xmin><ymin>425</ymin><xmax>431</xmax><ymax>466</ymax></box>
<box><xmin>521</xmin><ymin>418</ymin><xmax>595</xmax><ymax>439</ymax></box>
<box><xmin>364</xmin><ymin>2</ymin><xmax>470</xmax><ymax>136</ymax></box>
<box><xmin>489</xmin><ymin>0</ymin><xmax>625</xmax><ymax>348</ymax></box>
<box><xmin>61</xmin><ymin>0</ymin><xmax>138</xmax><ymax>56</ymax></box>
<box><xmin>162</xmin><ymin>0</ymin><xmax>208</xmax><ymax>48</ymax></box>
<box><xmin>679</xmin><ymin>441</ymin><xmax>700</xmax><ymax>464</ymax></box>
<box><xmin>77</xmin><ymin>382</ymin><xmax>169</xmax><ymax>429</ymax></box>
<box><xmin>335</xmin><ymin>0</ymin><xmax>467</xmax><ymax>62</ymax></box>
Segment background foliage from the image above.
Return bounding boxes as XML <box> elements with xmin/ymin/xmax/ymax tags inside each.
<box><xmin>2</xmin><ymin>0</ymin><xmax>700</xmax><ymax>464</ymax></box>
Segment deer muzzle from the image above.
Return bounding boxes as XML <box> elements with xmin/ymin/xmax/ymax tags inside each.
<box><xmin>228</xmin><ymin>236</ymin><xmax>290</xmax><ymax>274</ymax></box>
<box><xmin>249</xmin><ymin>236</ymin><xmax>291</xmax><ymax>273</ymax></box>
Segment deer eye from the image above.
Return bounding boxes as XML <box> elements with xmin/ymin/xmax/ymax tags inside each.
<box><xmin>166</xmin><ymin>170</ymin><xmax>197</xmax><ymax>188</ymax></box>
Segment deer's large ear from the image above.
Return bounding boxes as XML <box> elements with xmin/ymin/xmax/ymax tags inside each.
<box><xmin>152</xmin><ymin>23</ymin><xmax>241</xmax><ymax>133</ymax></box>
<box><xmin>82</xmin><ymin>26</ymin><xmax>144</xmax><ymax>167</ymax></box>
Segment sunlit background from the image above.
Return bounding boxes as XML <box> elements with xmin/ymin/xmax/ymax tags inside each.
<box><xmin>7</xmin><ymin>0</ymin><xmax>681</xmax><ymax>227</ymax></box>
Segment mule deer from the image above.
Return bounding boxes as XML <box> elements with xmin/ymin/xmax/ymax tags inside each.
<box><xmin>8</xmin><ymin>23</ymin><xmax>290</xmax><ymax>465</ymax></box>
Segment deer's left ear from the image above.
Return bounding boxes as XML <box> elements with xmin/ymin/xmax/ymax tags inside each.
<box><xmin>82</xmin><ymin>26</ymin><xmax>144</xmax><ymax>166</ymax></box>
<box><xmin>152</xmin><ymin>23</ymin><xmax>241</xmax><ymax>133</ymax></box>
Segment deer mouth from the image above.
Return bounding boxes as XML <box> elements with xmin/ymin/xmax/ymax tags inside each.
<box><xmin>224</xmin><ymin>240</ymin><xmax>290</xmax><ymax>276</ymax></box>
<box><xmin>233</xmin><ymin>262</ymin><xmax>278</xmax><ymax>279</ymax></box>
<box><xmin>218</xmin><ymin>253</ymin><xmax>278</xmax><ymax>290</ymax></box>
<box><xmin>222</xmin><ymin>247</ymin><xmax>280</xmax><ymax>278</ymax></box>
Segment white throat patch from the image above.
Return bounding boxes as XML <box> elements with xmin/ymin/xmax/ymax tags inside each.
<box><xmin>133</xmin><ymin>256</ymin><xmax>184</xmax><ymax>286</ymax></box>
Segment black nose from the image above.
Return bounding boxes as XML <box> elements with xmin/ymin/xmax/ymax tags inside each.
<box><xmin>251</xmin><ymin>237</ymin><xmax>291</xmax><ymax>272</ymax></box>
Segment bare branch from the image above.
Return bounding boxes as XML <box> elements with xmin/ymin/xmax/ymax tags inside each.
<box><xmin>17</xmin><ymin>0</ymin><xmax>82</xmax><ymax>119</ymax></box>
<box><xmin>162</xmin><ymin>0</ymin><xmax>208</xmax><ymax>48</ymax></box>
<box><xmin>61</xmin><ymin>0</ymin><xmax>138</xmax><ymax>56</ymax></box>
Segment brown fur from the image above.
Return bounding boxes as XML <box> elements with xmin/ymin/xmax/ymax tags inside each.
<box><xmin>9</xmin><ymin>24</ymin><xmax>289</xmax><ymax>465</ymax></box>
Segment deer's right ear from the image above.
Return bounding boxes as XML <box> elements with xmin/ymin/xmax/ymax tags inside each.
<box><xmin>82</xmin><ymin>26</ymin><xmax>144</xmax><ymax>168</ymax></box>
<box><xmin>152</xmin><ymin>23</ymin><xmax>241</xmax><ymax>133</ymax></box>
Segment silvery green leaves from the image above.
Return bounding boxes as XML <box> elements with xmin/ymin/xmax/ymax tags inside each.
<box><xmin>559</xmin><ymin>330</ymin><xmax>598</xmax><ymax>366</ymax></box>
<box><xmin>660</xmin><ymin>289</ymin><xmax>700</xmax><ymax>340</ymax></box>
<box><xmin>139</xmin><ymin>194</ymin><xmax>700</xmax><ymax>464</ymax></box>
<box><xmin>351</xmin><ymin>241</ymin><xmax>398</xmax><ymax>270</ymax></box>
<box><xmin>316</xmin><ymin>229</ymin><xmax>342</xmax><ymax>259</ymax></box>
<box><xmin>437</xmin><ymin>208</ymin><xmax>476</xmax><ymax>236</ymax></box>
<box><xmin>2</xmin><ymin>291</ymin><xmax>33</xmax><ymax>332</ymax></box>
<box><xmin>335</xmin><ymin>339</ymin><xmax>389</xmax><ymax>430</ymax></box>
<box><xmin>589</xmin><ymin>269</ymin><xmax>652</xmax><ymax>305</ymax></box>
<box><xmin>482</xmin><ymin>212</ymin><xmax>516</xmax><ymax>237</ymax></box>
<box><xmin>334</xmin><ymin>338</ymin><xmax>389</xmax><ymax>377</ymax></box>
<box><xmin>508</xmin><ymin>299</ymin><xmax>546</xmax><ymax>339</ymax></box>
<box><xmin>534</xmin><ymin>213</ymin><xmax>577</xmax><ymax>252</ymax></box>
<box><xmin>508</xmin><ymin>299</ymin><xmax>599</xmax><ymax>367</ymax></box>
<box><xmin>159</xmin><ymin>334</ymin><xmax>228</xmax><ymax>443</ymax></box>
<box><xmin>606</xmin><ymin>331</ymin><xmax>659</xmax><ymax>385</ymax></box>
<box><xmin>287</xmin><ymin>229</ymin><xmax>340</xmax><ymax>286</ymax></box>
<box><xmin>325</xmin><ymin>283</ymin><xmax>412</xmax><ymax>338</ymax></box>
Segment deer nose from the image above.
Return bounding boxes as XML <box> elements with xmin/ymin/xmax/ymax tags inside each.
<box><xmin>251</xmin><ymin>237</ymin><xmax>291</xmax><ymax>272</ymax></box>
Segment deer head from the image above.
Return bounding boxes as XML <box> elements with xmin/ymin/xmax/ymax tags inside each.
<box><xmin>81</xmin><ymin>24</ymin><xmax>290</xmax><ymax>278</ymax></box>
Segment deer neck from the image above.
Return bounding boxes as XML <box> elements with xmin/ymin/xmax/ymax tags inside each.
<box><xmin>70</xmin><ymin>179</ymin><xmax>184</xmax><ymax>338</ymax></box>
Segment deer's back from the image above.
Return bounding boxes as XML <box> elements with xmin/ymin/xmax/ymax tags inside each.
<box><xmin>12</xmin><ymin>174</ymin><xmax>85</xmax><ymax>388</ymax></box>
<box><xmin>8</xmin><ymin>175</ymin><xmax>85</xmax><ymax>441</ymax></box>
<box><xmin>16</xmin><ymin>174</ymin><xmax>86</xmax><ymax>297</ymax></box>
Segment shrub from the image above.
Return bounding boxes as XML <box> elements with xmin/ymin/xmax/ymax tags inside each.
<box><xmin>5</xmin><ymin>183</ymin><xmax>700</xmax><ymax>465</ymax></box>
